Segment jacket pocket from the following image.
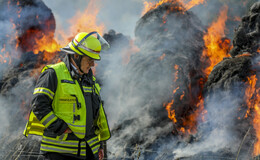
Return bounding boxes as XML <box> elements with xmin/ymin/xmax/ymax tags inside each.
<box><xmin>56</xmin><ymin>95</ymin><xmax>76</xmax><ymax>123</ymax></box>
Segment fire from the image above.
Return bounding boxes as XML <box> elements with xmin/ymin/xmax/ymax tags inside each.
<box><xmin>0</xmin><ymin>43</ymin><xmax>11</xmax><ymax>64</ymax></box>
<box><xmin>18</xmin><ymin>25</ymin><xmax>60</xmax><ymax>61</ymax></box>
<box><xmin>244</xmin><ymin>75</ymin><xmax>260</xmax><ymax>156</ymax></box>
<box><xmin>158</xmin><ymin>53</ymin><xmax>166</xmax><ymax>61</ymax></box>
<box><xmin>141</xmin><ymin>0</ymin><xmax>184</xmax><ymax>15</ymax></box>
<box><xmin>15</xmin><ymin>0</ymin><xmax>105</xmax><ymax>63</ymax></box>
<box><xmin>164</xmin><ymin>65</ymin><xmax>180</xmax><ymax>124</ymax></box>
<box><xmin>180</xmin><ymin>91</ymin><xmax>185</xmax><ymax>100</ymax></box>
<box><xmin>236</xmin><ymin>53</ymin><xmax>252</xmax><ymax>58</ymax></box>
<box><xmin>254</xmin><ymin>99</ymin><xmax>260</xmax><ymax>156</ymax></box>
<box><xmin>142</xmin><ymin>1</ymin><xmax>155</xmax><ymax>15</ymax></box>
<box><xmin>68</xmin><ymin>0</ymin><xmax>105</xmax><ymax>37</ymax></box>
<box><xmin>174</xmin><ymin>64</ymin><xmax>179</xmax><ymax>82</ymax></box>
<box><xmin>54</xmin><ymin>0</ymin><xmax>105</xmax><ymax>49</ymax></box>
<box><xmin>201</xmin><ymin>5</ymin><xmax>231</xmax><ymax>76</ymax></box>
<box><xmin>165</xmin><ymin>100</ymin><xmax>177</xmax><ymax>123</ymax></box>
<box><xmin>183</xmin><ymin>0</ymin><xmax>206</xmax><ymax>10</ymax></box>
<box><xmin>141</xmin><ymin>0</ymin><xmax>206</xmax><ymax>15</ymax></box>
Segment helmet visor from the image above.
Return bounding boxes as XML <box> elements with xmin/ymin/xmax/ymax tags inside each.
<box><xmin>96</xmin><ymin>33</ymin><xmax>110</xmax><ymax>50</ymax></box>
<box><xmin>78</xmin><ymin>31</ymin><xmax>110</xmax><ymax>51</ymax></box>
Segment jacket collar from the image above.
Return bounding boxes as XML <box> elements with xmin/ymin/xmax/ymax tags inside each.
<box><xmin>62</xmin><ymin>53</ymin><xmax>93</xmax><ymax>81</ymax></box>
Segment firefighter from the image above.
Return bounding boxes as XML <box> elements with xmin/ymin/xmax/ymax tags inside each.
<box><xmin>23</xmin><ymin>32</ymin><xmax>111</xmax><ymax>160</ymax></box>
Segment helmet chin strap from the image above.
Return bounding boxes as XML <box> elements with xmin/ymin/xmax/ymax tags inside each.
<box><xmin>72</xmin><ymin>55</ymin><xmax>84</xmax><ymax>73</ymax></box>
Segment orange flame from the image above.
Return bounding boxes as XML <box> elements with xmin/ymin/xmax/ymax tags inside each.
<box><xmin>55</xmin><ymin>0</ymin><xmax>105</xmax><ymax>47</ymax></box>
<box><xmin>158</xmin><ymin>53</ymin><xmax>166</xmax><ymax>61</ymax></box>
<box><xmin>142</xmin><ymin>1</ymin><xmax>155</xmax><ymax>15</ymax></box>
<box><xmin>184</xmin><ymin>0</ymin><xmax>206</xmax><ymax>10</ymax></box>
<box><xmin>254</xmin><ymin>100</ymin><xmax>260</xmax><ymax>156</ymax></box>
<box><xmin>68</xmin><ymin>0</ymin><xmax>105</xmax><ymax>37</ymax></box>
<box><xmin>32</xmin><ymin>31</ymin><xmax>61</xmax><ymax>56</ymax></box>
<box><xmin>165</xmin><ymin>100</ymin><xmax>177</xmax><ymax>123</ymax></box>
<box><xmin>201</xmin><ymin>5</ymin><xmax>231</xmax><ymax>76</ymax></box>
<box><xmin>19</xmin><ymin>0</ymin><xmax>105</xmax><ymax>63</ymax></box>
<box><xmin>180</xmin><ymin>91</ymin><xmax>185</xmax><ymax>100</ymax></box>
<box><xmin>142</xmin><ymin>0</ymin><xmax>184</xmax><ymax>15</ymax></box>
<box><xmin>174</xmin><ymin>64</ymin><xmax>179</xmax><ymax>82</ymax></box>
<box><xmin>142</xmin><ymin>0</ymin><xmax>206</xmax><ymax>15</ymax></box>
<box><xmin>0</xmin><ymin>43</ymin><xmax>11</xmax><ymax>64</ymax></box>
<box><xmin>244</xmin><ymin>75</ymin><xmax>260</xmax><ymax>156</ymax></box>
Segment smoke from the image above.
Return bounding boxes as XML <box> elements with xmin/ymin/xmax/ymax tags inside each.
<box><xmin>95</xmin><ymin>2</ymin><xmax>207</xmax><ymax>158</ymax></box>
<box><xmin>173</xmin><ymin>89</ymin><xmax>243</xmax><ymax>159</ymax></box>
<box><xmin>0</xmin><ymin>0</ymin><xmax>258</xmax><ymax>159</ymax></box>
<box><xmin>0</xmin><ymin>4</ymin><xmax>19</xmax><ymax>78</ymax></box>
<box><xmin>94</xmin><ymin>1</ymin><xmax>258</xmax><ymax>159</ymax></box>
<box><xmin>0</xmin><ymin>1</ymin><xmax>56</xmax><ymax>158</ymax></box>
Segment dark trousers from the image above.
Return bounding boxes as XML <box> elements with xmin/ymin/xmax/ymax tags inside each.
<box><xmin>44</xmin><ymin>152</ymin><xmax>98</xmax><ymax>160</ymax></box>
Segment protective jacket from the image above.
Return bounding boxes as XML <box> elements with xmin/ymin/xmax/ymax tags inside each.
<box><xmin>23</xmin><ymin>55</ymin><xmax>110</xmax><ymax>158</ymax></box>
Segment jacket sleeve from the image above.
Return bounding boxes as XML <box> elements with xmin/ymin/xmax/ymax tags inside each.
<box><xmin>31</xmin><ymin>68</ymin><xmax>68</xmax><ymax>135</ymax></box>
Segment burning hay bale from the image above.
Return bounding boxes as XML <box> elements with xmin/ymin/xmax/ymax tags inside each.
<box><xmin>134</xmin><ymin>1</ymin><xmax>205</xmax><ymax>137</ymax></box>
<box><xmin>106</xmin><ymin>1</ymin><xmax>208</xmax><ymax>159</ymax></box>
<box><xmin>134</xmin><ymin>1</ymin><xmax>206</xmax><ymax>135</ymax></box>
<box><xmin>199</xmin><ymin>2</ymin><xmax>260</xmax><ymax>159</ymax></box>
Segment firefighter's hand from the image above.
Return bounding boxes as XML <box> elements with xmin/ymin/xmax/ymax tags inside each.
<box><xmin>99</xmin><ymin>148</ymin><xmax>104</xmax><ymax>160</ymax></box>
<box><xmin>64</xmin><ymin>128</ymin><xmax>72</xmax><ymax>133</ymax></box>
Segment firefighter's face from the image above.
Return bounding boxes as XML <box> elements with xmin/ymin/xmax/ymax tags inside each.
<box><xmin>80</xmin><ymin>56</ymin><xmax>95</xmax><ymax>74</ymax></box>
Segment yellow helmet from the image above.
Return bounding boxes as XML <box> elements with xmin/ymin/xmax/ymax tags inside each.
<box><xmin>61</xmin><ymin>32</ymin><xmax>110</xmax><ymax>60</ymax></box>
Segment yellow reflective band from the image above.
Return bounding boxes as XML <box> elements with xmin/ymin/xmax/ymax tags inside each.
<box><xmin>94</xmin><ymin>83</ymin><xmax>101</xmax><ymax>95</ymax></box>
<box><xmin>88</xmin><ymin>137</ymin><xmax>99</xmax><ymax>146</ymax></box>
<box><xmin>42</xmin><ymin>136</ymin><xmax>99</xmax><ymax>147</ymax></box>
<box><xmin>73</xmin><ymin>132</ymin><xmax>85</xmax><ymax>135</ymax></box>
<box><xmin>34</xmin><ymin>87</ymin><xmax>54</xmax><ymax>99</ymax></box>
<box><xmin>41</xmin><ymin>145</ymin><xmax>91</xmax><ymax>156</ymax></box>
<box><xmin>82</xmin><ymin>86</ymin><xmax>92</xmax><ymax>93</ymax></box>
<box><xmin>92</xmin><ymin>144</ymin><xmax>100</xmax><ymax>154</ymax></box>
<box><xmin>42</xmin><ymin>138</ymin><xmax>80</xmax><ymax>147</ymax></box>
<box><xmin>67</xmin><ymin>123</ymin><xmax>85</xmax><ymax>127</ymax></box>
<box><xmin>40</xmin><ymin>112</ymin><xmax>57</xmax><ymax>128</ymax></box>
<box><xmin>41</xmin><ymin>145</ymin><xmax>78</xmax><ymax>154</ymax></box>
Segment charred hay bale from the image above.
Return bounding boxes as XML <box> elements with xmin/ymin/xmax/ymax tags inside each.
<box><xmin>204</xmin><ymin>56</ymin><xmax>252</xmax><ymax>94</ymax></box>
<box><xmin>230</xmin><ymin>2</ymin><xmax>260</xmax><ymax>57</ymax></box>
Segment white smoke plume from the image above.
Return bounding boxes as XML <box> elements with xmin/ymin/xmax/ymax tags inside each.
<box><xmin>173</xmin><ymin>89</ymin><xmax>244</xmax><ymax>159</ymax></box>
